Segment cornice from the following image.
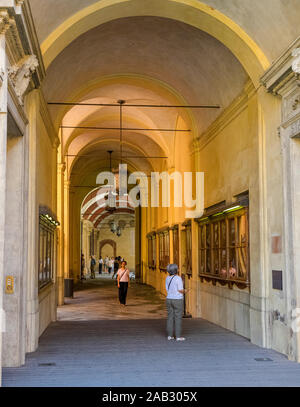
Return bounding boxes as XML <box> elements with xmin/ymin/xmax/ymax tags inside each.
<box><xmin>21</xmin><ymin>0</ymin><xmax>45</xmax><ymax>82</ymax></box>
<box><xmin>195</xmin><ymin>81</ymin><xmax>253</xmax><ymax>152</ymax></box>
<box><xmin>182</xmin><ymin>219</ymin><xmax>191</xmax><ymax>227</ymax></box>
<box><xmin>1</xmin><ymin>1</ymin><xmax>45</xmax><ymax>86</ymax></box>
<box><xmin>38</xmin><ymin>89</ymin><xmax>59</xmax><ymax>148</ymax></box>
<box><xmin>261</xmin><ymin>36</ymin><xmax>300</xmax><ymax>95</ymax></box>
<box><xmin>157</xmin><ymin>226</ymin><xmax>170</xmax><ymax>235</ymax></box>
<box><xmin>5</xmin><ymin>16</ymin><xmax>24</xmax><ymax>63</ymax></box>
<box><xmin>57</xmin><ymin>162</ymin><xmax>66</xmax><ymax>174</ymax></box>
<box><xmin>0</xmin><ymin>10</ymin><xmax>13</xmax><ymax>35</ymax></box>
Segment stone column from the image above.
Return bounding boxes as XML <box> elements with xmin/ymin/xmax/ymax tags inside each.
<box><xmin>190</xmin><ymin>219</ymin><xmax>199</xmax><ymax>316</ymax></box>
<box><xmin>68</xmin><ymin>184</ymin><xmax>75</xmax><ymax>279</ymax></box>
<box><xmin>3</xmin><ymin>114</ymin><xmax>27</xmax><ymax>367</ymax></box>
<box><xmin>24</xmin><ymin>90</ymin><xmax>39</xmax><ymax>354</ymax></box>
<box><xmin>63</xmin><ymin>179</ymin><xmax>70</xmax><ymax>279</ymax></box>
<box><xmin>169</xmin><ymin>228</ymin><xmax>174</xmax><ymax>264</ymax></box>
<box><xmin>277</xmin><ymin>75</ymin><xmax>300</xmax><ymax>361</ymax></box>
<box><xmin>247</xmin><ymin>86</ymin><xmax>272</xmax><ymax>349</ymax></box>
<box><xmin>0</xmin><ymin>25</ymin><xmax>8</xmax><ymax>384</ymax></box>
<box><xmin>56</xmin><ymin>161</ymin><xmax>65</xmax><ymax>305</ymax></box>
<box><xmin>135</xmin><ymin>206</ymin><xmax>141</xmax><ymax>281</ymax></box>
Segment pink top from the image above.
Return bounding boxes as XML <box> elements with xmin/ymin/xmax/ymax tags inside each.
<box><xmin>117</xmin><ymin>268</ymin><xmax>130</xmax><ymax>282</ymax></box>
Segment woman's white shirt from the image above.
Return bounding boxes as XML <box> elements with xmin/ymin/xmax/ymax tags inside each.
<box><xmin>165</xmin><ymin>275</ymin><xmax>184</xmax><ymax>299</ymax></box>
<box><xmin>117</xmin><ymin>268</ymin><xmax>130</xmax><ymax>282</ymax></box>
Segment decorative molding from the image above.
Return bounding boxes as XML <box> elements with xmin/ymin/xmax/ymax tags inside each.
<box><xmin>1</xmin><ymin>2</ymin><xmax>45</xmax><ymax>88</ymax></box>
<box><xmin>38</xmin><ymin>89</ymin><xmax>59</xmax><ymax>148</ymax></box>
<box><xmin>261</xmin><ymin>36</ymin><xmax>300</xmax><ymax>95</ymax></box>
<box><xmin>182</xmin><ymin>219</ymin><xmax>191</xmax><ymax>227</ymax></box>
<box><xmin>282</xmin><ymin>86</ymin><xmax>300</xmax><ymax>123</ymax></box>
<box><xmin>157</xmin><ymin>226</ymin><xmax>170</xmax><ymax>235</ymax></box>
<box><xmin>195</xmin><ymin>81</ymin><xmax>254</xmax><ymax>151</ymax></box>
<box><xmin>5</xmin><ymin>16</ymin><xmax>24</xmax><ymax>62</ymax></box>
<box><xmin>57</xmin><ymin>163</ymin><xmax>66</xmax><ymax>175</ymax></box>
<box><xmin>0</xmin><ymin>69</ymin><xmax>5</xmax><ymax>87</ymax></box>
<box><xmin>8</xmin><ymin>54</ymin><xmax>38</xmax><ymax>104</ymax></box>
<box><xmin>22</xmin><ymin>0</ymin><xmax>46</xmax><ymax>82</ymax></box>
<box><xmin>39</xmin><ymin>205</ymin><xmax>59</xmax><ymax>225</ymax></box>
<box><xmin>292</xmin><ymin>48</ymin><xmax>300</xmax><ymax>74</ymax></box>
<box><xmin>289</xmin><ymin>118</ymin><xmax>300</xmax><ymax>138</ymax></box>
<box><xmin>0</xmin><ymin>10</ymin><xmax>12</xmax><ymax>35</ymax></box>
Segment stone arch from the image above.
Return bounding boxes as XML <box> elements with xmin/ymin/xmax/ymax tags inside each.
<box><xmin>99</xmin><ymin>239</ymin><xmax>116</xmax><ymax>258</ymax></box>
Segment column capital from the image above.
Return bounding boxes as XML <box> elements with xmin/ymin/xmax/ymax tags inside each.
<box><xmin>192</xmin><ymin>138</ymin><xmax>200</xmax><ymax>155</ymax></box>
<box><xmin>64</xmin><ymin>180</ymin><xmax>71</xmax><ymax>189</ymax></box>
<box><xmin>58</xmin><ymin>162</ymin><xmax>66</xmax><ymax>175</ymax></box>
<box><xmin>261</xmin><ymin>39</ymin><xmax>300</xmax><ymax>96</ymax></box>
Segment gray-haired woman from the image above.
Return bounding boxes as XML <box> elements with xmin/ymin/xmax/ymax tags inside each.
<box><xmin>165</xmin><ymin>264</ymin><xmax>188</xmax><ymax>341</ymax></box>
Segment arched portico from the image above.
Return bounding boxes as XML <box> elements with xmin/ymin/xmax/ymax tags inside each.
<box><xmin>99</xmin><ymin>239</ymin><xmax>116</xmax><ymax>258</ymax></box>
<box><xmin>1</xmin><ymin>1</ymin><xmax>300</xmax><ymax>383</ymax></box>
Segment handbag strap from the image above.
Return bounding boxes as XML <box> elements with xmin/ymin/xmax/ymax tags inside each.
<box><xmin>119</xmin><ymin>269</ymin><xmax>127</xmax><ymax>281</ymax></box>
<box><xmin>167</xmin><ymin>275</ymin><xmax>176</xmax><ymax>290</ymax></box>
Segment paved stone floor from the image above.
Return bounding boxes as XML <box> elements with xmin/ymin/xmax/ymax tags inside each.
<box><xmin>57</xmin><ymin>274</ymin><xmax>167</xmax><ymax>321</ymax></box>
<box><xmin>3</xmin><ymin>276</ymin><xmax>300</xmax><ymax>387</ymax></box>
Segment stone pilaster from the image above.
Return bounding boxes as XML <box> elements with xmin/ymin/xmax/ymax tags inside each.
<box><xmin>261</xmin><ymin>39</ymin><xmax>300</xmax><ymax>361</ymax></box>
<box><xmin>24</xmin><ymin>90</ymin><xmax>39</xmax><ymax>355</ymax></box>
<box><xmin>277</xmin><ymin>76</ymin><xmax>300</xmax><ymax>361</ymax></box>
<box><xmin>57</xmin><ymin>162</ymin><xmax>65</xmax><ymax>305</ymax></box>
<box><xmin>0</xmin><ymin>25</ymin><xmax>8</xmax><ymax>384</ymax></box>
<box><xmin>64</xmin><ymin>180</ymin><xmax>71</xmax><ymax>280</ymax></box>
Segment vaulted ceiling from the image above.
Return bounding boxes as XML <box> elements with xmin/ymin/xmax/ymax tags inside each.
<box><xmin>29</xmin><ymin>0</ymin><xmax>300</xmax><ymax>63</ymax></box>
<box><xmin>27</xmin><ymin>0</ymin><xmax>300</xmax><ymax>190</ymax></box>
<box><xmin>43</xmin><ymin>16</ymin><xmax>248</xmax><ymax>133</ymax></box>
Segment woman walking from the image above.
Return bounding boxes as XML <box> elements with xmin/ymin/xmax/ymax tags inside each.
<box><xmin>117</xmin><ymin>260</ymin><xmax>130</xmax><ymax>306</ymax></box>
<box><xmin>165</xmin><ymin>264</ymin><xmax>188</xmax><ymax>341</ymax></box>
<box><xmin>108</xmin><ymin>257</ymin><xmax>114</xmax><ymax>274</ymax></box>
<box><xmin>104</xmin><ymin>256</ymin><xmax>109</xmax><ymax>273</ymax></box>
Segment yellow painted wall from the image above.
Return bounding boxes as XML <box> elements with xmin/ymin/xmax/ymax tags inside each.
<box><xmin>81</xmin><ymin>219</ymin><xmax>135</xmax><ymax>274</ymax></box>
<box><xmin>97</xmin><ymin>226</ymin><xmax>135</xmax><ymax>272</ymax></box>
<box><xmin>141</xmin><ymin>84</ymin><xmax>279</xmax><ymax>341</ymax></box>
<box><xmin>34</xmin><ymin>92</ymin><xmax>58</xmax><ymax>337</ymax></box>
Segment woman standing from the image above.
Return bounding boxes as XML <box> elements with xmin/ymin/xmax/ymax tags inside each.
<box><xmin>90</xmin><ymin>255</ymin><xmax>96</xmax><ymax>279</ymax></box>
<box><xmin>80</xmin><ymin>253</ymin><xmax>85</xmax><ymax>280</ymax></box>
<box><xmin>99</xmin><ymin>256</ymin><xmax>103</xmax><ymax>274</ymax></box>
<box><xmin>165</xmin><ymin>264</ymin><xmax>188</xmax><ymax>341</ymax></box>
<box><xmin>117</xmin><ymin>260</ymin><xmax>130</xmax><ymax>306</ymax></box>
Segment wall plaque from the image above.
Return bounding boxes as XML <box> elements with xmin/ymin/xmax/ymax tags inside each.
<box><xmin>272</xmin><ymin>270</ymin><xmax>283</xmax><ymax>290</ymax></box>
<box><xmin>5</xmin><ymin>276</ymin><xmax>14</xmax><ymax>294</ymax></box>
<box><xmin>271</xmin><ymin>235</ymin><xmax>282</xmax><ymax>254</ymax></box>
